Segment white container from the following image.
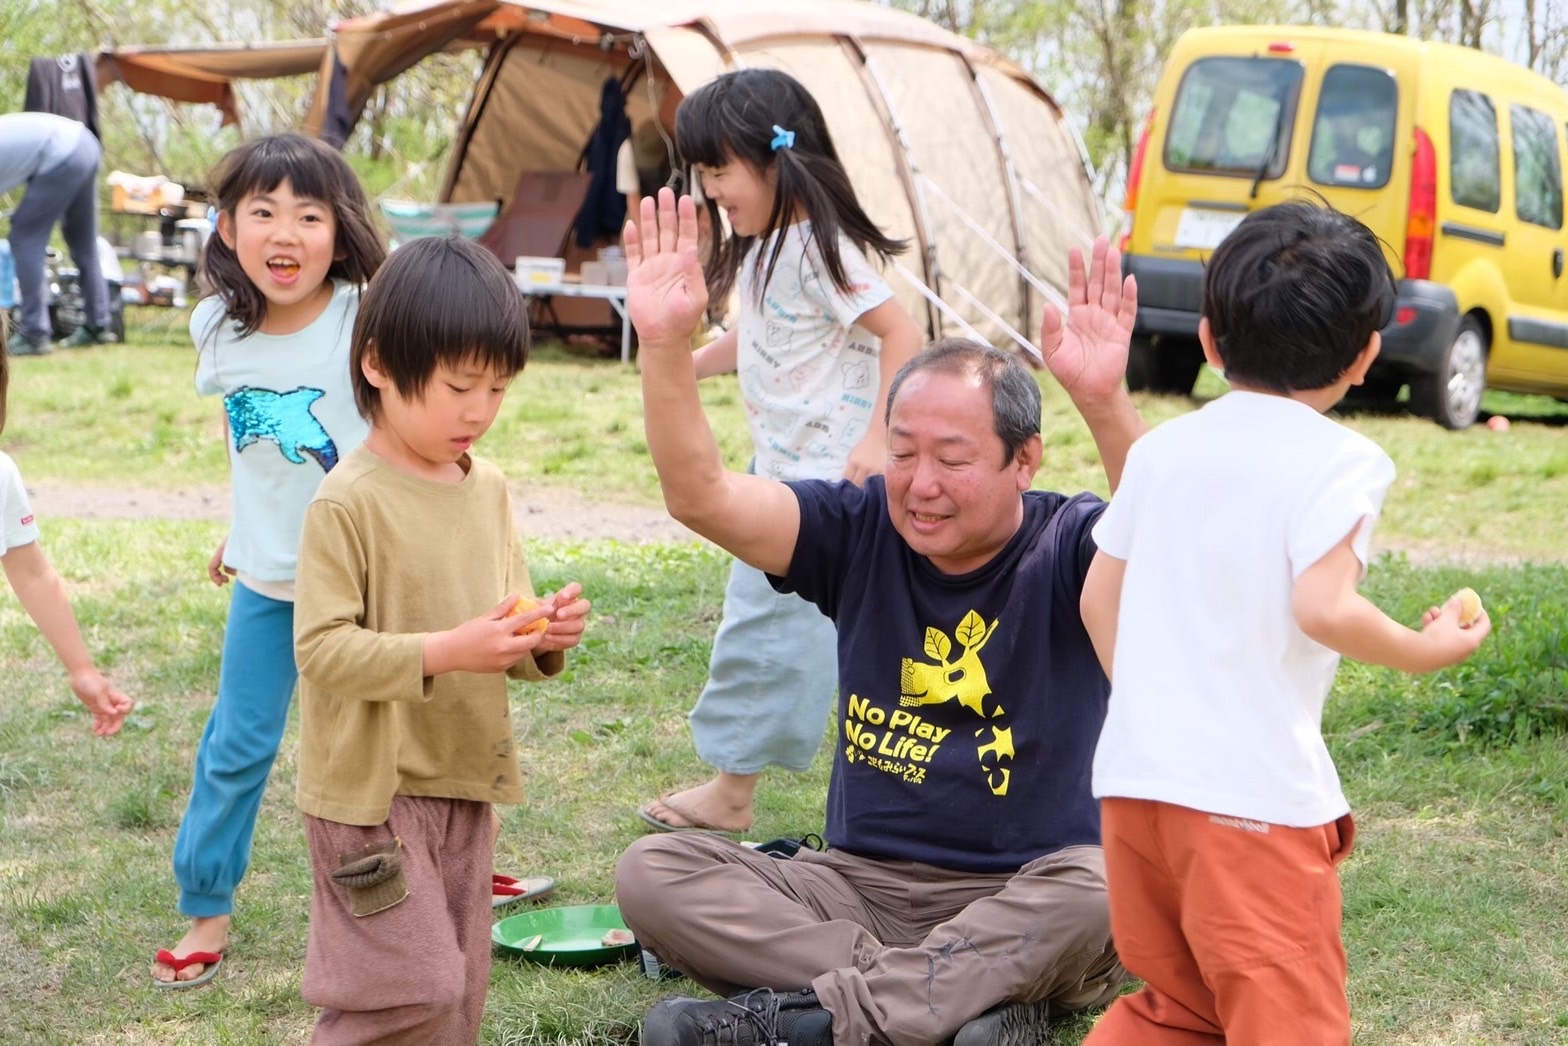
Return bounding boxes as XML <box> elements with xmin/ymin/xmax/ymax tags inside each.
<box><xmin>513</xmin><ymin>256</ymin><xmax>565</xmax><ymax>286</ymax></box>
<box><xmin>579</xmin><ymin>260</ymin><xmax>609</xmax><ymax>285</ymax></box>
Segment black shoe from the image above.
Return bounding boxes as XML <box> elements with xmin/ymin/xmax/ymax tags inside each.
<box><xmin>642</xmin><ymin>988</ymin><xmax>832</xmax><ymax>1046</ymax></box>
<box><xmin>953</xmin><ymin>999</ymin><xmax>1054</xmax><ymax>1046</ymax></box>
<box><xmin>9</xmin><ymin>332</ymin><xmax>52</xmax><ymax>356</ymax></box>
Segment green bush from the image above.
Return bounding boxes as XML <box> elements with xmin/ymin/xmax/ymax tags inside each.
<box><xmin>1357</xmin><ymin>558</ymin><xmax>1568</xmax><ymax>746</ymax></box>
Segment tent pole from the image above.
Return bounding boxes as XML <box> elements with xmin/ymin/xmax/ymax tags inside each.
<box><xmin>440</xmin><ymin>33</ymin><xmax>517</xmax><ymax>202</ymax></box>
<box><xmin>841</xmin><ymin>38</ymin><xmax>942</xmax><ymax>343</ymax></box>
<box><xmin>960</xmin><ymin>60</ymin><xmax>1032</xmax><ymax>343</ymax></box>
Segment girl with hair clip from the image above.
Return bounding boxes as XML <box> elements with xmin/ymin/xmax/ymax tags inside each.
<box><xmin>151</xmin><ymin>133</ymin><xmax>387</xmax><ymax>989</ymax></box>
<box><xmin>638</xmin><ymin>68</ymin><xmax>923</xmax><ymax>836</ymax></box>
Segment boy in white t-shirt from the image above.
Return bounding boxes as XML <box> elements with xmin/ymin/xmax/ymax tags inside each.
<box><xmin>1079</xmin><ymin>201</ymin><xmax>1492</xmax><ymax>1045</ymax></box>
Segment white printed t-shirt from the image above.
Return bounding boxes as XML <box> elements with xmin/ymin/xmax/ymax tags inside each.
<box><xmin>193</xmin><ymin>280</ymin><xmax>369</xmax><ymax>593</ymax></box>
<box><xmin>0</xmin><ymin>452</ymin><xmax>42</xmax><ymax>553</ymax></box>
<box><xmin>736</xmin><ymin>223</ymin><xmax>893</xmax><ymax>482</ymax></box>
<box><xmin>1091</xmin><ymin>391</ymin><xmax>1396</xmax><ymax>828</ymax></box>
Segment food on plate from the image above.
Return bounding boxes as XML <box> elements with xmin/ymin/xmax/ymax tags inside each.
<box><xmin>600</xmin><ymin>928</ymin><xmax>636</xmax><ymax>947</ymax></box>
<box><xmin>522</xmin><ymin>934</ymin><xmax>544</xmax><ymax>952</ymax></box>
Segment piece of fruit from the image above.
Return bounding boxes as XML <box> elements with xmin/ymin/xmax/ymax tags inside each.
<box><xmin>600</xmin><ymin>928</ymin><xmax>635</xmax><ymax>947</ymax></box>
<box><xmin>505</xmin><ymin>596</ymin><xmax>550</xmax><ymax>635</ymax></box>
<box><xmin>1453</xmin><ymin>587</ymin><xmax>1484</xmax><ymax>628</ymax></box>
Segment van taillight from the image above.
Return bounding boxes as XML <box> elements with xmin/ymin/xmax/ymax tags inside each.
<box><xmin>1405</xmin><ymin>127</ymin><xmax>1437</xmax><ymax>280</ymax></box>
<box><xmin>1121</xmin><ymin>110</ymin><xmax>1155</xmax><ymax>253</ymax></box>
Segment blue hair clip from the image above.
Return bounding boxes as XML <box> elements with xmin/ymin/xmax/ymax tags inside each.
<box><xmin>771</xmin><ymin>125</ymin><xmax>796</xmax><ymax>152</ymax></box>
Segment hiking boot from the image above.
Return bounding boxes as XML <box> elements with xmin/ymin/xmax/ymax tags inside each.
<box><xmin>642</xmin><ymin>987</ymin><xmax>832</xmax><ymax>1046</ymax></box>
<box><xmin>953</xmin><ymin>999</ymin><xmax>1054</xmax><ymax>1046</ymax></box>
<box><xmin>9</xmin><ymin>332</ymin><xmax>52</xmax><ymax>356</ymax></box>
<box><xmin>59</xmin><ymin>325</ymin><xmax>117</xmax><ymax>348</ymax></box>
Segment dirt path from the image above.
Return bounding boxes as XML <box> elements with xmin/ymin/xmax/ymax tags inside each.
<box><xmin>23</xmin><ymin>482</ymin><xmax>704</xmax><ymax>543</ymax></box>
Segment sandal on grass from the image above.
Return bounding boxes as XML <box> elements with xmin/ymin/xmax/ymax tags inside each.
<box><xmin>492</xmin><ymin>873</ymin><xmax>557</xmax><ymax>909</ymax></box>
<box><xmin>636</xmin><ymin>795</ymin><xmax>752</xmax><ymax>835</ymax></box>
<box><xmin>152</xmin><ymin>949</ymin><xmax>224</xmax><ymax>990</ymax></box>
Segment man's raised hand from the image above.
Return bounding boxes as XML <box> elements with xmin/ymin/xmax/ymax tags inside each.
<box><xmin>1039</xmin><ymin>236</ymin><xmax>1138</xmax><ymax>403</ymax></box>
<box><xmin>625</xmin><ymin>188</ymin><xmax>709</xmax><ymax>348</ymax></box>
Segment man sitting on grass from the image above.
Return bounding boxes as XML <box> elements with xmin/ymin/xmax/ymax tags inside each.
<box><xmin>614</xmin><ymin>188</ymin><xmax>1144</xmax><ymax>1046</ymax></box>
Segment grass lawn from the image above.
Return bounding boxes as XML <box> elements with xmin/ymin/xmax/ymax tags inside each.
<box><xmin>0</xmin><ymin>310</ymin><xmax>1564</xmax><ymax>1043</ymax></box>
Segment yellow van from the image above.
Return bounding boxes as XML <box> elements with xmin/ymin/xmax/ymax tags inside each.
<box><xmin>1122</xmin><ymin>25</ymin><xmax>1568</xmax><ymax>427</ymax></box>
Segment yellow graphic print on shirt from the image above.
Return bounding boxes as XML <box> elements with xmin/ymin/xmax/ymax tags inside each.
<box><xmin>842</xmin><ymin>609</ymin><xmax>1014</xmax><ymax>795</ymax></box>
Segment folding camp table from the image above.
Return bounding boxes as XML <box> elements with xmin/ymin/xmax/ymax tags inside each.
<box><xmin>517</xmin><ymin>278</ymin><xmax>632</xmax><ymax>363</ymax></box>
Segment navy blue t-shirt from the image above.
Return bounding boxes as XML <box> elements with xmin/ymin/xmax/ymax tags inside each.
<box><xmin>775</xmin><ymin>477</ymin><xmax>1109</xmax><ymax>874</ymax></box>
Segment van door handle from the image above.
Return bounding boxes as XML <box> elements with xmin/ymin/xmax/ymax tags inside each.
<box><xmin>1555</xmin><ymin>248</ymin><xmax>1564</xmax><ymax>279</ymax></box>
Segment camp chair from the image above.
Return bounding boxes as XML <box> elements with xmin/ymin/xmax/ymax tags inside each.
<box><xmin>477</xmin><ymin>170</ymin><xmax>592</xmax><ymax>269</ymax></box>
<box><xmin>379</xmin><ymin>199</ymin><xmax>501</xmax><ymax>248</ymax></box>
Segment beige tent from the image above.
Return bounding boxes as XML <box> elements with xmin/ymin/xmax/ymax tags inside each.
<box><xmin>95</xmin><ymin>2</ymin><xmax>1102</xmax><ymax>349</ymax></box>
<box><xmin>300</xmin><ymin>0</ymin><xmax>1103</xmax><ymax>353</ymax></box>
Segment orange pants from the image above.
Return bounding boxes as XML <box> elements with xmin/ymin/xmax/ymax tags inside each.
<box><xmin>1084</xmin><ymin>798</ymin><xmax>1355</xmax><ymax>1046</ymax></box>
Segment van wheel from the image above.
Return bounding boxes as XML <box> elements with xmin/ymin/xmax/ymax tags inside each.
<box><xmin>1127</xmin><ymin>335</ymin><xmax>1202</xmax><ymax>395</ymax></box>
<box><xmin>1409</xmin><ymin>317</ymin><xmax>1486</xmax><ymax>429</ymax></box>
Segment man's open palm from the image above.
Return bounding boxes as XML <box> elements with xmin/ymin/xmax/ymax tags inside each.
<box><xmin>1040</xmin><ymin>237</ymin><xmax>1138</xmax><ymax>402</ymax></box>
<box><xmin>625</xmin><ymin>189</ymin><xmax>709</xmax><ymax>346</ymax></box>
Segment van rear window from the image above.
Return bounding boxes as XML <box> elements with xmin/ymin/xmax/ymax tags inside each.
<box><xmin>1308</xmin><ymin>65</ymin><xmax>1397</xmax><ymax>189</ymax></box>
<box><xmin>1164</xmin><ymin>57</ymin><xmax>1303</xmax><ymax>179</ymax></box>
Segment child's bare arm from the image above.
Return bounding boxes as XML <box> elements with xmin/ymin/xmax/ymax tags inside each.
<box><xmin>691</xmin><ymin>326</ymin><xmax>739</xmax><ymax>379</ymax></box>
<box><xmin>1080</xmin><ymin>550</ymin><xmax>1127</xmax><ymax>680</ymax></box>
<box><xmin>844</xmin><ymin>298</ymin><xmax>923</xmax><ymax>486</ymax></box>
<box><xmin>1</xmin><ymin>542</ymin><xmax>133</xmax><ymax>735</ymax></box>
<box><xmin>1293</xmin><ymin>529</ymin><xmax>1490</xmax><ymax>672</ymax></box>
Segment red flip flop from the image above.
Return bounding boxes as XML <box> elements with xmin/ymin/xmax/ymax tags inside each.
<box><xmin>152</xmin><ymin>948</ymin><xmax>224</xmax><ymax>989</ymax></box>
<box><xmin>492</xmin><ymin>873</ymin><xmax>557</xmax><ymax>909</ymax></box>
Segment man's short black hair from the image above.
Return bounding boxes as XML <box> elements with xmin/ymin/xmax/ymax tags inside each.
<box><xmin>350</xmin><ymin>236</ymin><xmax>529</xmax><ymax>419</ymax></box>
<box><xmin>1202</xmin><ymin>200</ymin><xmax>1396</xmax><ymax>393</ymax></box>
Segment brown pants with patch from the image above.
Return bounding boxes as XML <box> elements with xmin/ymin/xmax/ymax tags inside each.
<box><xmin>302</xmin><ymin>796</ymin><xmax>493</xmax><ymax>1045</ymax></box>
<box><xmin>615</xmin><ymin>834</ymin><xmax>1126</xmax><ymax>1046</ymax></box>
<box><xmin>1084</xmin><ymin>798</ymin><xmax>1357</xmax><ymax>1046</ymax></box>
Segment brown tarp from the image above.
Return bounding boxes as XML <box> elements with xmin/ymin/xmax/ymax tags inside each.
<box><xmin>95</xmin><ymin>41</ymin><xmax>327</xmax><ymax>128</ymax></box>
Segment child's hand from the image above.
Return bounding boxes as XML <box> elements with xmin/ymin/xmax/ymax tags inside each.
<box><xmin>69</xmin><ymin>669</ymin><xmax>134</xmax><ymax>737</ymax></box>
<box><xmin>534</xmin><ymin>582</ymin><xmax>590</xmax><ymax>654</ymax></box>
<box><xmin>842</xmin><ymin>433</ymin><xmax>886</xmax><ymax>487</ymax></box>
<box><xmin>1417</xmin><ymin>594</ymin><xmax>1492</xmax><ymax>668</ymax></box>
<box><xmin>424</xmin><ymin>599</ymin><xmax>548</xmax><ymax>676</ymax></box>
<box><xmin>207</xmin><ymin>538</ymin><xmax>235</xmax><ymax>587</ymax></box>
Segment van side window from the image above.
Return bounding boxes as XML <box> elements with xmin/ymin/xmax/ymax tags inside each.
<box><xmin>1449</xmin><ymin>91</ymin><xmax>1501</xmax><ymax>213</ymax></box>
<box><xmin>1163</xmin><ymin>57</ymin><xmax>1303</xmax><ymax>179</ymax></box>
<box><xmin>1307</xmin><ymin>65</ymin><xmax>1397</xmax><ymax>189</ymax></box>
<box><xmin>1511</xmin><ymin>105</ymin><xmax>1563</xmax><ymax>229</ymax></box>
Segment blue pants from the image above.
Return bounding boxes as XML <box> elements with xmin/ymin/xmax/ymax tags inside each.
<box><xmin>7</xmin><ymin>128</ymin><xmax>109</xmax><ymax>342</ymax></box>
<box><xmin>172</xmin><ymin>582</ymin><xmax>298</xmax><ymax>917</ymax></box>
<box><xmin>689</xmin><ymin>559</ymin><xmax>839</xmax><ymax>775</ymax></box>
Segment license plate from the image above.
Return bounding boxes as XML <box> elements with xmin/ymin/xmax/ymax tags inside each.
<box><xmin>1174</xmin><ymin>208</ymin><xmax>1245</xmax><ymax>250</ymax></box>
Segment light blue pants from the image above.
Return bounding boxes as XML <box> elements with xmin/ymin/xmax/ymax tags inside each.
<box><xmin>172</xmin><ymin>582</ymin><xmax>298</xmax><ymax>917</ymax></box>
<box><xmin>7</xmin><ymin>129</ymin><xmax>109</xmax><ymax>342</ymax></box>
<box><xmin>689</xmin><ymin>559</ymin><xmax>839</xmax><ymax>775</ymax></box>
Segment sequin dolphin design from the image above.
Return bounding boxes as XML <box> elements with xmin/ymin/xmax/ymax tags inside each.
<box><xmin>224</xmin><ymin>385</ymin><xmax>340</xmax><ymax>472</ymax></box>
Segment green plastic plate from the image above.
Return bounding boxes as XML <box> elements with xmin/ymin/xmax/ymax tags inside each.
<box><xmin>492</xmin><ymin>904</ymin><xmax>638</xmax><ymax>967</ymax></box>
